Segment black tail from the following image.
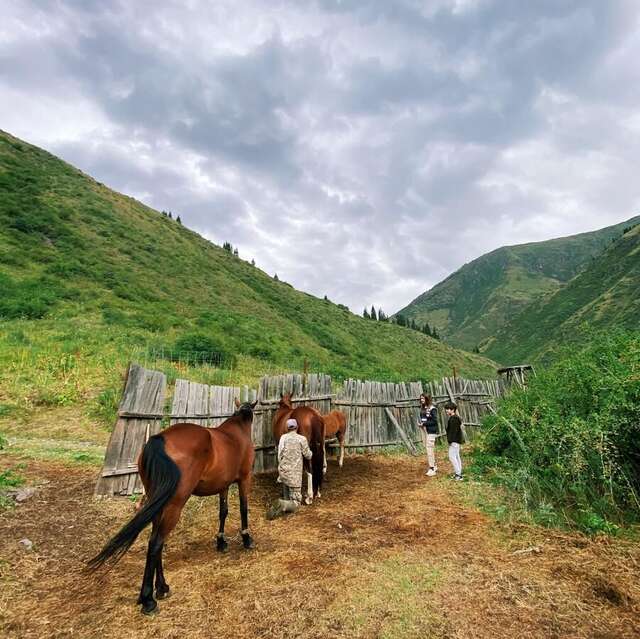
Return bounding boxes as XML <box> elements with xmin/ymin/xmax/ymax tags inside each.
<box><xmin>87</xmin><ymin>435</ymin><xmax>180</xmax><ymax>571</ymax></box>
<box><xmin>311</xmin><ymin>417</ymin><xmax>325</xmax><ymax>494</ymax></box>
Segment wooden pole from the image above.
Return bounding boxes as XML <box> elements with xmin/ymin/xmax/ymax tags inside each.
<box><xmin>384</xmin><ymin>407</ymin><xmax>418</xmax><ymax>456</ymax></box>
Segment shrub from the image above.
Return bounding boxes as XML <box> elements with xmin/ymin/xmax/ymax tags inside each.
<box><xmin>171</xmin><ymin>332</ymin><xmax>236</xmax><ymax>367</ymax></box>
<box><xmin>476</xmin><ymin>330</ymin><xmax>640</xmax><ymax>533</ymax></box>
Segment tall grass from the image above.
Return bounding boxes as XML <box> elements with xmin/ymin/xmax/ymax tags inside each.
<box><xmin>473</xmin><ymin>330</ymin><xmax>640</xmax><ymax>534</ymax></box>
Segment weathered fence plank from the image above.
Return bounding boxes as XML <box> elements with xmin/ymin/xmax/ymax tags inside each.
<box><xmin>95</xmin><ymin>364</ymin><xmax>167</xmax><ymax>497</ymax></box>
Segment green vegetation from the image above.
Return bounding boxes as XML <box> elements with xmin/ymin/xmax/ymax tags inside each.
<box><xmin>485</xmin><ymin>223</ymin><xmax>640</xmax><ymax>364</ymax></box>
<box><xmin>471</xmin><ymin>332</ymin><xmax>640</xmax><ymax>534</ymax></box>
<box><xmin>0</xmin><ymin>130</ymin><xmax>495</xmax><ymax>427</ymax></box>
<box><xmin>398</xmin><ymin>217</ymin><xmax>640</xmax><ymax>352</ymax></box>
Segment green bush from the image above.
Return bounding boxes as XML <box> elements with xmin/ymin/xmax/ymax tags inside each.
<box><xmin>476</xmin><ymin>330</ymin><xmax>640</xmax><ymax>533</ymax></box>
<box><xmin>0</xmin><ymin>273</ymin><xmax>67</xmax><ymax>319</ymax></box>
<box><xmin>171</xmin><ymin>332</ymin><xmax>236</xmax><ymax>367</ymax></box>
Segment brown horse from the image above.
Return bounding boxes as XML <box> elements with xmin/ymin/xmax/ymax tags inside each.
<box><xmin>322</xmin><ymin>410</ymin><xmax>348</xmax><ymax>471</ymax></box>
<box><xmin>88</xmin><ymin>400</ymin><xmax>257</xmax><ymax>615</ymax></box>
<box><xmin>272</xmin><ymin>393</ymin><xmax>325</xmax><ymax>503</ymax></box>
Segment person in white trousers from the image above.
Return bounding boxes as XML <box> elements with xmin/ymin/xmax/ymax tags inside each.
<box><xmin>445</xmin><ymin>401</ymin><xmax>464</xmax><ymax>481</ymax></box>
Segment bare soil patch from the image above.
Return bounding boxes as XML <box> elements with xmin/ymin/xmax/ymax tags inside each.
<box><xmin>1</xmin><ymin>454</ymin><xmax>638</xmax><ymax>639</ymax></box>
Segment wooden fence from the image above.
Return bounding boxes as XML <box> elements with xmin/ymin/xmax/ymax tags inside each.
<box><xmin>95</xmin><ymin>364</ymin><xmax>504</xmax><ymax>496</ymax></box>
<box><xmin>95</xmin><ymin>364</ymin><xmax>167</xmax><ymax>497</ymax></box>
<box><xmin>424</xmin><ymin>376</ymin><xmax>505</xmax><ymax>441</ymax></box>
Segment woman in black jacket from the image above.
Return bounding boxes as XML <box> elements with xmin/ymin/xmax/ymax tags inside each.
<box><xmin>418</xmin><ymin>394</ymin><xmax>438</xmax><ymax>476</ymax></box>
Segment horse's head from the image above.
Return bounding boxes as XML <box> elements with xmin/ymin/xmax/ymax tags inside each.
<box><xmin>278</xmin><ymin>392</ymin><xmax>294</xmax><ymax>410</ymax></box>
<box><xmin>234</xmin><ymin>398</ymin><xmax>258</xmax><ymax>421</ymax></box>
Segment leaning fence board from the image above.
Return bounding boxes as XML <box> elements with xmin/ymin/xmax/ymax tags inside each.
<box><xmin>95</xmin><ymin>364</ymin><xmax>167</xmax><ymax>497</ymax></box>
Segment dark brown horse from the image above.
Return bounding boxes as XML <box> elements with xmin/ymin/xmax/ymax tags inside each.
<box><xmin>272</xmin><ymin>393</ymin><xmax>325</xmax><ymax>503</ymax></box>
<box><xmin>322</xmin><ymin>410</ymin><xmax>348</xmax><ymax>471</ymax></box>
<box><xmin>88</xmin><ymin>400</ymin><xmax>257</xmax><ymax>615</ymax></box>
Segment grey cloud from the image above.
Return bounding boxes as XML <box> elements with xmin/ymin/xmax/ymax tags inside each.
<box><xmin>2</xmin><ymin>0</ymin><xmax>639</xmax><ymax>314</ymax></box>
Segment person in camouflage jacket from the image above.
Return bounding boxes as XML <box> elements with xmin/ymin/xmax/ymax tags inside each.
<box><xmin>277</xmin><ymin>418</ymin><xmax>313</xmax><ymax>505</ymax></box>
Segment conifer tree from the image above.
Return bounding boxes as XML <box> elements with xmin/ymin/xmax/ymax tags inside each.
<box><xmin>176</xmin><ymin>215</ymin><xmax>182</xmax><ymax>225</ymax></box>
<box><xmin>363</xmin><ymin>308</ymin><xmax>370</xmax><ymax>319</ymax></box>
<box><xmin>371</xmin><ymin>305</ymin><xmax>377</xmax><ymax>320</ymax></box>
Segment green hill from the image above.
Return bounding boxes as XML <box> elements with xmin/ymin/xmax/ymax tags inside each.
<box><xmin>0</xmin><ymin>130</ymin><xmax>495</xmax><ymax>422</ymax></box>
<box><xmin>484</xmin><ymin>222</ymin><xmax>640</xmax><ymax>365</ymax></box>
<box><xmin>397</xmin><ymin>217</ymin><xmax>640</xmax><ymax>351</ymax></box>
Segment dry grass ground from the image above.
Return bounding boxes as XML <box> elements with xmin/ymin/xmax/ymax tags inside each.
<box><xmin>1</xmin><ymin>452</ymin><xmax>639</xmax><ymax>639</ymax></box>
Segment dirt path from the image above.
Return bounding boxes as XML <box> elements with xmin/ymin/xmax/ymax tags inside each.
<box><xmin>1</xmin><ymin>454</ymin><xmax>638</xmax><ymax>639</ymax></box>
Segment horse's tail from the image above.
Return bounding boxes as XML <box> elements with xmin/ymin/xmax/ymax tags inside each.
<box><xmin>310</xmin><ymin>414</ymin><xmax>325</xmax><ymax>494</ymax></box>
<box><xmin>87</xmin><ymin>435</ymin><xmax>181</xmax><ymax>571</ymax></box>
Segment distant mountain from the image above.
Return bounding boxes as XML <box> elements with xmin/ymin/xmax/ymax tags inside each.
<box><xmin>0</xmin><ymin>130</ymin><xmax>496</xmax><ymax>394</ymax></box>
<box><xmin>484</xmin><ymin>221</ymin><xmax>640</xmax><ymax>364</ymax></box>
<box><xmin>397</xmin><ymin>216</ymin><xmax>640</xmax><ymax>352</ymax></box>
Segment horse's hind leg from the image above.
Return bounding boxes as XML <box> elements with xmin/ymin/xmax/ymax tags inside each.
<box><xmin>338</xmin><ymin>431</ymin><xmax>345</xmax><ymax>468</ymax></box>
<box><xmin>216</xmin><ymin>488</ymin><xmax>229</xmax><ymax>553</ymax></box>
<box><xmin>138</xmin><ymin>503</ymin><xmax>182</xmax><ymax>615</ymax></box>
<box><xmin>154</xmin><ymin>542</ymin><xmax>169</xmax><ymax>600</ymax></box>
<box><xmin>137</xmin><ymin>524</ymin><xmax>163</xmax><ymax>615</ymax></box>
<box><xmin>238</xmin><ymin>476</ymin><xmax>255</xmax><ymax>549</ymax></box>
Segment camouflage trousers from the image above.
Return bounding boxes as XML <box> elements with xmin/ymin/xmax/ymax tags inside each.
<box><xmin>283</xmin><ymin>484</ymin><xmax>302</xmax><ymax>505</ymax></box>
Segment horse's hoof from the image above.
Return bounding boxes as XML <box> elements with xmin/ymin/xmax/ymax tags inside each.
<box><xmin>242</xmin><ymin>533</ymin><xmax>255</xmax><ymax>550</ymax></box>
<box><xmin>155</xmin><ymin>586</ymin><xmax>170</xmax><ymax>600</ymax></box>
<box><xmin>316</xmin><ymin>491</ymin><xmax>321</xmax><ymax>499</ymax></box>
<box><xmin>216</xmin><ymin>537</ymin><xmax>229</xmax><ymax>553</ymax></box>
<box><xmin>141</xmin><ymin>599</ymin><xmax>158</xmax><ymax>615</ymax></box>
<box><xmin>304</xmin><ymin>497</ymin><xmax>313</xmax><ymax>505</ymax></box>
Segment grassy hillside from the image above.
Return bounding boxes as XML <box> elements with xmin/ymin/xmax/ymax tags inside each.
<box><xmin>397</xmin><ymin>217</ymin><xmax>640</xmax><ymax>351</ymax></box>
<box><xmin>485</xmin><ymin>222</ymin><xmax>640</xmax><ymax>364</ymax></box>
<box><xmin>0</xmin><ymin>130</ymin><xmax>495</xmax><ymax>425</ymax></box>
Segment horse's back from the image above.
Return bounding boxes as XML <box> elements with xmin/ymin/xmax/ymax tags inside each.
<box><xmin>323</xmin><ymin>410</ymin><xmax>346</xmax><ymax>437</ymax></box>
<box><xmin>290</xmin><ymin>406</ymin><xmax>325</xmax><ymax>441</ymax></box>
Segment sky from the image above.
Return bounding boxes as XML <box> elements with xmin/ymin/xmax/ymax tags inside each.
<box><xmin>2</xmin><ymin>0</ymin><xmax>640</xmax><ymax>315</ymax></box>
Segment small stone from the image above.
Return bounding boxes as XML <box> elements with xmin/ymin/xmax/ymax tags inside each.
<box><xmin>15</xmin><ymin>488</ymin><xmax>36</xmax><ymax>503</ymax></box>
<box><xmin>337</xmin><ymin>523</ymin><xmax>343</xmax><ymax>529</ymax></box>
<box><xmin>19</xmin><ymin>538</ymin><xmax>33</xmax><ymax>550</ymax></box>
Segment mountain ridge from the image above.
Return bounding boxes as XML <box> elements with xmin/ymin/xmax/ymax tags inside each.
<box><xmin>397</xmin><ymin>215</ymin><xmax>640</xmax><ymax>351</ymax></box>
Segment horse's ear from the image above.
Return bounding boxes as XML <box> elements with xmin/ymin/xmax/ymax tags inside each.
<box><xmin>234</xmin><ymin>398</ymin><xmax>241</xmax><ymax>408</ymax></box>
<box><xmin>251</xmin><ymin>400</ymin><xmax>258</xmax><ymax>409</ymax></box>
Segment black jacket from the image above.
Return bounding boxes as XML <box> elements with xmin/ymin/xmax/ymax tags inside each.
<box><xmin>446</xmin><ymin>414</ymin><xmax>464</xmax><ymax>444</ymax></box>
<box><xmin>419</xmin><ymin>406</ymin><xmax>438</xmax><ymax>434</ymax></box>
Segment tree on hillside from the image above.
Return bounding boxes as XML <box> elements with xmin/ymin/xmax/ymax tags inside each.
<box><xmin>168</xmin><ymin>211</ymin><xmax>173</xmax><ymax>219</ymax></box>
<box><xmin>422</xmin><ymin>322</ymin><xmax>431</xmax><ymax>337</ymax></box>
<box><xmin>395</xmin><ymin>313</ymin><xmax>407</xmax><ymax>327</ymax></box>
<box><xmin>363</xmin><ymin>308</ymin><xmax>370</xmax><ymax>319</ymax></box>
<box><xmin>223</xmin><ymin>242</ymin><xmax>233</xmax><ymax>252</ymax></box>
<box><xmin>233</xmin><ymin>248</ymin><xmax>239</xmax><ymax>257</ymax></box>
<box><xmin>251</xmin><ymin>258</ymin><xmax>256</xmax><ymax>266</ymax></box>
<box><xmin>378</xmin><ymin>309</ymin><xmax>387</xmax><ymax>321</ymax></box>
<box><xmin>370</xmin><ymin>305</ymin><xmax>377</xmax><ymax>320</ymax></box>
<box><xmin>176</xmin><ymin>215</ymin><xmax>182</xmax><ymax>225</ymax></box>
<box><xmin>274</xmin><ymin>273</ymin><xmax>279</xmax><ymax>281</ymax></box>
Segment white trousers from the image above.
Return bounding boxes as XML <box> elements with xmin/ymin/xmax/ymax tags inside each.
<box><xmin>421</xmin><ymin>430</ymin><xmax>437</xmax><ymax>469</ymax></box>
<box><xmin>448</xmin><ymin>442</ymin><xmax>462</xmax><ymax>476</ymax></box>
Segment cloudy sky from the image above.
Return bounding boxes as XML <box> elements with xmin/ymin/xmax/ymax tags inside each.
<box><xmin>2</xmin><ymin>1</ymin><xmax>640</xmax><ymax>314</ymax></box>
